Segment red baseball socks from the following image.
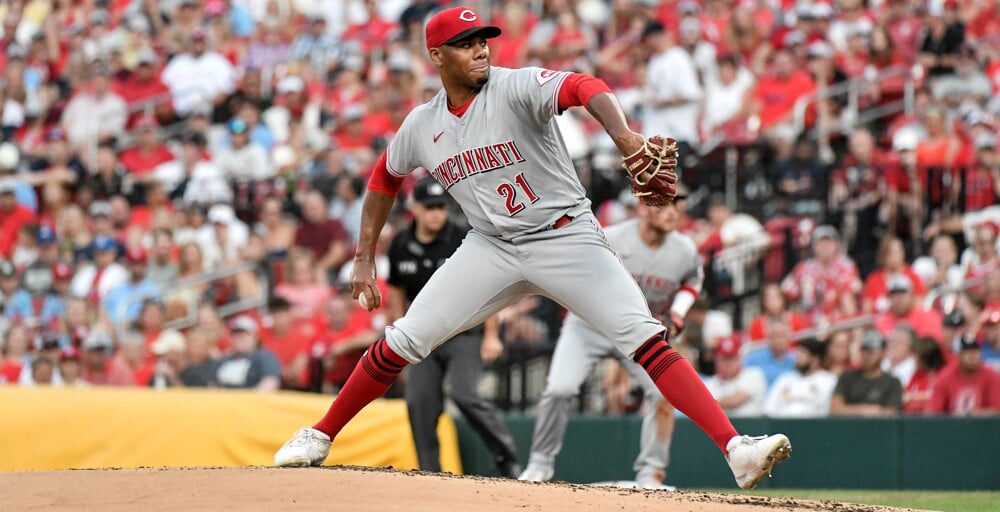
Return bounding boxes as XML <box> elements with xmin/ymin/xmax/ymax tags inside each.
<box><xmin>633</xmin><ymin>332</ymin><xmax>739</xmax><ymax>453</ymax></box>
<box><xmin>313</xmin><ymin>338</ymin><xmax>409</xmax><ymax>438</ymax></box>
<box><xmin>314</xmin><ymin>333</ymin><xmax>738</xmax><ymax>455</ymax></box>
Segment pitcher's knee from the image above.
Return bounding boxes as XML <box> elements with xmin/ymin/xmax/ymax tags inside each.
<box><xmin>385</xmin><ymin>326</ymin><xmax>433</xmax><ymax>364</ymax></box>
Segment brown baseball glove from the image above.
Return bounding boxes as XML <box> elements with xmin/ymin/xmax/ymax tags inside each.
<box><xmin>622</xmin><ymin>135</ymin><xmax>679</xmax><ymax>208</ymax></box>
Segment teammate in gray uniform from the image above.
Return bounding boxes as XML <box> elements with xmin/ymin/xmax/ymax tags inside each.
<box><xmin>519</xmin><ymin>198</ymin><xmax>701</xmax><ymax>488</ymax></box>
<box><xmin>275</xmin><ymin>6</ymin><xmax>791</xmax><ymax>490</ymax></box>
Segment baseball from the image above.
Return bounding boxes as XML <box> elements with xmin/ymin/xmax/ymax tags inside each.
<box><xmin>359</xmin><ymin>292</ymin><xmax>370</xmax><ymax>310</ymax></box>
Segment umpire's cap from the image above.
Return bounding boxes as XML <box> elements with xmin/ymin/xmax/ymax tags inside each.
<box><xmin>413</xmin><ymin>178</ymin><xmax>448</xmax><ymax>207</ymax></box>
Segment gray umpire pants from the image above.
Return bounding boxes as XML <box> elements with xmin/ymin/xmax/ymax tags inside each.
<box><xmin>527</xmin><ymin>315</ymin><xmax>670</xmax><ymax>479</ymax></box>
<box><xmin>404</xmin><ymin>331</ymin><xmax>517</xmax><ymax>472</ymax></box>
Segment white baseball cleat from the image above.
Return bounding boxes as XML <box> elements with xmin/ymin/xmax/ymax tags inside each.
<box><xmin>274</xmin><ymin>427</ymin><xmax>331</xmax><ymax>467</ymax></box>
<box><xmin>635</xmin><ymin>468</ymin><xmax>675</xmax><ymax>491</ymax></box>
<box><xmin>517</xmin><ymin>464</ymin><xmax>554</xmax><ymax>482</ymax></box>
<box><xmin>726</xmin><ymin>434</ymin><xmax>792</xmax><ymax>490</ymax></box>
<box><xmin>636</xmin><ymin>480</ymin><xmax>677</xmax><ymax>491</ymax></box>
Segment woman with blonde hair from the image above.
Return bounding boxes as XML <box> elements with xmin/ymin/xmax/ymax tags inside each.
<box><xmin>274</xmin><ymin>248</ymin><xmax>331</xmax><ymax>320</ymax></box>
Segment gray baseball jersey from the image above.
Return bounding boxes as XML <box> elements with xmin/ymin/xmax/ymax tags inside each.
<box><xmin>601</xmin><ymin>218</ymin><xmax>704</xmax><ymax>318</ymax></box>
<box><xmin>386</xmin><ymin>66</ymin><xmax>591</xmax><ymax>238</ymax></box>
<box><xmin>525</xmin><ymin>221</ymin><xmax>703</xmax><ymax>479</ymax></box>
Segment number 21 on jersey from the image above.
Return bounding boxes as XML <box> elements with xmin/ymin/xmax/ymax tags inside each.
<box><xmin>496</xmin><ymin>173</ymin><xmax>539</xmax><ymax>216</ymax></box>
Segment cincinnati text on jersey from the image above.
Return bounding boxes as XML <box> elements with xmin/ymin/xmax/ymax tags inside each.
<box><xmin>429</xmin><ymin>140</ymin><xmax>527</xmax><ymax>190</ymax></box>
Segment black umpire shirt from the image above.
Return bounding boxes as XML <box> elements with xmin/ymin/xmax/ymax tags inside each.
<box><xmin>387</xmin><ymin>220</ymin><xmax>481</xmax><ymax>337</ymax></box>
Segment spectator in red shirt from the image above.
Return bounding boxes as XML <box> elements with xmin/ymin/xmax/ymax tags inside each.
<box><xmin>490</xmin><ymin>0</ymin><xmax>535</xmax><ymax>68</ymax></box>
<box><xmin>862</xmin><ymin>236</ymin><xmax>926</xmax><ymax>313</ymax></box>
<box><xmin>318</xmin><ymin>292</ymin><xmax>380</xmax><ymax>390</ymax></box>
<box><xmin>904</xmin><ymin>336</ymin><xmax>947</xmax><ymax>413</ymax></box>
<box><xmin>333</xmin><ymin>105</ymin><xmax>377</xmax><ymax>155</ymax></box>
<box><xmin>259</xmin><ymin>297</ymin><xmax>319</xmax><ymax>389</ymax></box>
<box><xmin>117</xmin><ymin>331</ymin><xmax>155</xmax><ymax>385</ymax></box>
<box><xmin>916</xmin><ymin>105</ymin><xmax>971</xmax><ymax>173</ymax></box>
<box><xmin>0</xmin><ymin>324</ymin><xmax>31</xmax><ymax>384</ymax></box>
<box><xmin>781</xmin><ymin>225</ymin><xmax>861</xmax><ymax>319</ymax></box>
<box><xmin>960</xmin><ymin>134</ymin><xmax>999</xmax><ymax>213</ymax></box>
<box><xmin>80</xmin><ymin>330</ymin><xmax>135</xmax><ymax>387</ymax></box>
<box><xmin>119</xmin><ymin>117</ymin><xmax>174</xmax><ymax>176</ymax></box>
<box><xmin>883</xmin><ymin>0</ymin><xmax>923</xmax><ymax>64</ymax></box>
<box><xmin>747</xmin><ymin>283</ymin><xmax>811</xmax><ymax>341</ymax></box>
<box><xmin>865</xmin><ymin>27</ymin><xmax>909</xmax><ymax>104</ymax></box>
<box><xmin>874</xmin><ymin>274</ymin><xmax>944</xmax><ymax>343</ymax></box>
<box><xmin>341</xmin><ymin>0</ymin><xmax>398</xmax><ymax>52</ymax></box>
<box><xmin>293</xmin><ymin>190</ymin><xmax>349</xmax><ymax>276</ymax></box>
<box><xmin>927</xmin><ymin>333</ymin><xmax>1000</xmax><ymax>415</ymax></box>
<box><xmin>112</xmin><ymin>49</ymin><xmax>173</xmax><ymax>124</ymax></box>
<box><xmin>0</xmin><ymin>181</ymin><xmax>36</xmax><ymax>258</ymax></box>
<box><xmin>748</xmin><ymin>48</ymin><xmax>816</xmax><ymax>133</ymax></box>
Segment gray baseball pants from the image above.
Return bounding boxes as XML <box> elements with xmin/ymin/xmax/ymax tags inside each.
<box><xmin>385</xmin><ymin>211</ymin><xmax>665</xmax><ymax>363</ymax></box>
<box><xmin>526</xmin><ymin>315</ymin><xmax>671</xmax><ymax>480</ymax></box>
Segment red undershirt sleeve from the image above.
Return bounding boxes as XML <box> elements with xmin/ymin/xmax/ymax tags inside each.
<box><xmin>366</xmin><ymin>151</ymin><xmax>404</xmax><ymax>196</ymax></box>
<box><xmin>556</xmin><ymin>72</ymin><xmax>613</xmax><ymax>113</ymax></box>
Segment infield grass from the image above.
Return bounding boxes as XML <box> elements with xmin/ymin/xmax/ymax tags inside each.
<box><xmin>712</xmin><ymin>489</ymin><xmax>998</xmax><ymax>512</ymax></box>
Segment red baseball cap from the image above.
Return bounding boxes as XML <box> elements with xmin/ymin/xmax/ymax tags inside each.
<box><xmin>135</xmin><ymin>115</ymin><xmax>159</xmax><ymax>130</ymax></box>
<box><xmin>425</xmin><ymin>7</ymin><xmax>501</xmax><ymax>51</ymax></box>
<box><xmin>982</xmin><ymin>308</ymin><xmax>1000</xmax><ymax>326</ymax></box>
<box><xmin>52</xmin><ymin>262</ymin><xmax>73</xmax><ymax>280</ymax></box>
<box><xmin>126</xmin><ymin>246</ymin><xmax>148</xmax><ymax>264</ymax></box>
<box><xmin>716</xmin><ymin>335</ymin><xmax>742</xmax><ymax>358</ymax></box>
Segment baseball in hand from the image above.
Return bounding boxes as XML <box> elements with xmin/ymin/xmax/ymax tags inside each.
<box><xmin>359</xmin><ymin>292</ymin><xmax>370</xmax><ymax>310</ymax></box>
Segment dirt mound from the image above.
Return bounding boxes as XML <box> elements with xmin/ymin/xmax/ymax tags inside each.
<box><xmin>0</xmin><ymin>466</ymin><xmax>925</xmax><ymax>512</ymax></box>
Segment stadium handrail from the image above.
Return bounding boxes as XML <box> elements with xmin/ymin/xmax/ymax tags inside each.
<box><xmin>922</xmin><ymin>274</ymin><xmax>989</xmax><ymax>311</ymax></box>
<box><xmin>114</xmin><ymin>260</ymin><xmax>269</xmax><ymax>341</ymax></box>
<box><xmin>791</xmin><ymin>65</ymin><xmax>915</xmax><ymax>140</ymax></box>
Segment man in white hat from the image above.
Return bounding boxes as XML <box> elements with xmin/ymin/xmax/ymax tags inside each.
<box><xmin>214</xmin><ymin>316</ymin><xmax>281</xmax><ymax>391</ymax></box>
<box><xmin>150</xmin><ymin>329</ymin><xmax>187</xmax><ymax>388</ymax></box>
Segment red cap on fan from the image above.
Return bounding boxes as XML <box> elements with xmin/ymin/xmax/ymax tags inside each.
<box><xmin>126</xmin><ymin>246</ymin><xmax>148</xmax><ymax>264</ymax></box>
<box><xmin>982</xmin><ymin>308</ymin><xmax>1000</xmax><ymax>326</ymax></box>
<box><xmin>716</xmin><ymin>335</ymin><xmax>743</xmax><ymax>358</ymax></box>
<box><xmin>52</xmin><ymin>262</ymin><xmax>73</xmax><ymax>280</ymax></box>
<box><xmin>425</xmin><ymin>7</ymin><xmax>502</xmax><ymax>51</ymax></box>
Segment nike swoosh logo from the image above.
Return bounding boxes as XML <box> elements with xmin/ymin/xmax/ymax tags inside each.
<box><xmin>433</xmin><ymin>131</ymin><xmax>444</xmax><ymax>143</ymax></box>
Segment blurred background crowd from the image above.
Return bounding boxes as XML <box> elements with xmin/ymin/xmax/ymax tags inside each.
<box><xmin>0</xmin><ymin>0</ymin><xmax>997</xmax><ymax>417</ymax></box>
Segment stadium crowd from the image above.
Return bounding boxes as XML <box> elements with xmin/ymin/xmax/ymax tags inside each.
<box><xmin>0</xmin><ymin>0</ymin><xmax>998</xmax><ymax>416</ymax></box>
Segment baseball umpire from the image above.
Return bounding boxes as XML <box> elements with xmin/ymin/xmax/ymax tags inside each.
<box><xmin>388</xmin><ymin>178</ymin><xmax>520</xmax><ymax>477</ymax></box>
<box><xmin>276</xmin><ymin>6</ymin><xmax>791</xmax><ymax>489</ymax></box>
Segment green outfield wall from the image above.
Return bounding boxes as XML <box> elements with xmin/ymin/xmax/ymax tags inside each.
<box><xmin>455</xmin><ymin>415</ymin><xmax>1000</xmax><ymax>490</ymax></box>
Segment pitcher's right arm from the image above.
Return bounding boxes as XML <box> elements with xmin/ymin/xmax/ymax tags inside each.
<box><xmin>350</xmin><ymin>152</ymin><xmax>403</xmax><ymax>310</ymax></box>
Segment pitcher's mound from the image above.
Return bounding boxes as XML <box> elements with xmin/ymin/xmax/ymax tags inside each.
<box><xmin>0</xmin><ymin>466</ymin><xmax>921</xmax><ymax>511</ymax></box>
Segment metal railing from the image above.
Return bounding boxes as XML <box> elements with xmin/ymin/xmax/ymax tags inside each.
<box><xmin>114</xmin><ymin>261</ymin><xmax>269</xmax><ymax>341</ymax></box>
<box><xmin>922</xmin><ymin>274</ymin><xmax>989</xmax><ymax>311</ymax></box>
<box><xmin>792</xmin><ymin>65</ymin><xmax>916</xmax><ymax>140</ymax></box>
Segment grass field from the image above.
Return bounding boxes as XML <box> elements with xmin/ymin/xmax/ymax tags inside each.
<box><xmin>716</xmin><ymin>489</ymin><xmax>999</xmax><ymax>512</ymax></box>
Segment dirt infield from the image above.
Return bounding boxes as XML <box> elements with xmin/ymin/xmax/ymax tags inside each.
<box><xmin>0</xmin><ymin>466</ymin><xmax>926</xmax><ymax>512</ymax></box>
